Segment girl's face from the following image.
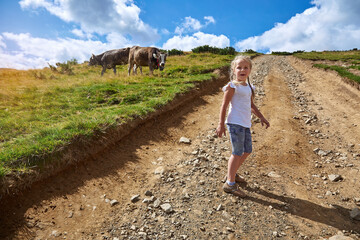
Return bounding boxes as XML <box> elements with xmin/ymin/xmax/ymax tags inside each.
<box><xmin>234</xmin><ymin>59</ymin><xmax>251</xmax><ymax>82</ymax></box>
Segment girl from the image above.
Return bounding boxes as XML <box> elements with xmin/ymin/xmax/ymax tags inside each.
<box><xmin>216</xmin><ymin>55</ymin><xmax>270</xmax><ymax>197</ymax></box>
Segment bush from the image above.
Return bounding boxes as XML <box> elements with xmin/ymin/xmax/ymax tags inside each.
<box><xmin>55</xmin><ymin>62</ymin><xmax>74</xmax><ymax>75</ymax></box>
<box><xmin>219</xmin><ymin>47</ymin><xmax>236</xmax><ymax>55</ymax></box>
<box><xmin>31</xmin><ymin>70</ymin><xmax>47</xmax><ymax>79</ymax></box>
<box><xmin>191</xmin><ymin>45</ymin><xmax>236</xmax><ymax>55</ymax></box>
<box><xmin>271</xmin><ymin>51</ymin><xmax>293</xmax><ymax>56</ymax></box>
<box><xmin>244</xmin><ymin>49</ymin><xmax>257</xmax><ymax>54</ymax></box>
<box><xmin>167</xmin><ymin>49</ymin><xmax>184</xmax><ymax>56</ymax></box>
<box><xmin>48</xmin><ymin>63</ymin><xmax>58</xmax><ymax>72</ymax></box>
<box><xmin>67</xmin><ymin>58</ymin><xmax>78</xmax><ymax>65</ymax></box>
<box><xmin>48</xmin><ymin>58</ymin><xmax>78</xmax><ymax>75</ymax></box>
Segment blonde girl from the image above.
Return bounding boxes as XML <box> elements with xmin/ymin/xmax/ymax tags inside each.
<box><xmin>216</xmin><ymin>55</ymin><xmax>270</xmax><ymax>197</ymax></box>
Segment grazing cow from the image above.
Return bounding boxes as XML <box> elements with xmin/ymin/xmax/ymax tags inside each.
<box><xmin>128</xmin><ymin>46</ymin><xmax>167</xmax><ymax>76</ymax></box>
<box><xmin>89</xmin><ymin>47</ymin><xmax>130</xmax><ymax>76</ymax></box>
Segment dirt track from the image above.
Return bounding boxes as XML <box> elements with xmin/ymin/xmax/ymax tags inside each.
<box><xmin>1</xmin><ymin>55</ymin><xmax>360</xmax><ymax>239</ymax></box>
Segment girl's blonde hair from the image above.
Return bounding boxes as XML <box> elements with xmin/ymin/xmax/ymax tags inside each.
<box><xmin>229</xmin><ymin>55</ymin><xmax>255</xmax><ymax>100</ymax></box>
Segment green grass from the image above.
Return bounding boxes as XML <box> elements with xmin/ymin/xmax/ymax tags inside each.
<box><xmin>293</xmin><ymin>50</ymin><xmax>360</xmax><ymax>62</ymax></box>
<box><xmin>349</xmin><ymin>65</ymin><xmax>360</xmax><ymax>71</ymax></box>
<box><xmin>313</xmin><ymin>64</ymin><xmax>360</xmax><ymax>83</ymax></box>
<box><xmin>293</xmin><ymin>50</ymin><xmax>360</xmax><ymax>84</ymax></box>
<box><xmin>0</xmin><ymin>53</ymin><xmax>236</xmax><ymax>177</ymax></box>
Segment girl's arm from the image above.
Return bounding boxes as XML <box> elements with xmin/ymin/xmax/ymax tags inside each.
<box><xmin>216</xmin><ymin>87</ymin><xmax>235</xmax><ymax>137</ymax></box>
<box><xmin>251</xmin><ymin>100</ymin><xmax>270</xmax><ymax>129</ymax></box>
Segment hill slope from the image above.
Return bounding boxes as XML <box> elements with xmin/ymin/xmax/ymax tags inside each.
<box><xmin>1</xmin><ymin>55</ymin><xmax>360</xmax><ymax>239</ymax></box>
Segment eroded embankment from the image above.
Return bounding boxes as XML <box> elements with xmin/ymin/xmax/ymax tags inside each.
<box><xmin>0</xmin><ymin>67</ymin><xmax>230</xmax><ymax>198</ymax></box>
<box><xmin>0</xmin><ymin>66</ymin><xmax>233</xmax><ymax>239</ymax></box>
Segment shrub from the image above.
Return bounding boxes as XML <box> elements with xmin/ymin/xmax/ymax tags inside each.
<box><xmin>67</xmin><ymin>58</ymin><xmax>78</xmax><ymax>65</ymax></box>
<box><xmin>167</xmin><ymin>49</ymin><xmax>184</xmax><ymax>56</ymax></box>
<box><xmin>271</xmin><ymin>51</ymin><xmax>293</xmax><ymax>56</ymax></box>
<box><xmin>48</xmin><ymin>59</ymin><xmax>78</xmax><ymax>75</ymax></box>
<box><xmin>191</xmin><ymin>45</ymin><xmax>236</xmax><ymax>55</ymax></box>
<box><xmin>31</xmin><ymin>70</ymin><xmax>47</xmax><ymax>79</ymax></box>
<box><xmin>219</xmin><ymin>47</ymin><xmax>236</xmax><ymax>55</ymax></box>
<box><xmin>48</xmin><ymin>63</ymin><xmax>58</xmax><ymax>72</ymax></box>
<box><xmin>244</xmin><ymin>49</ymin><xmax>257</xmax><ymax>54</ymax></box>
<box><xmin>56</xmin><ymin>62</ymin><xmax>74</xmax><ymax>75</ymax></box>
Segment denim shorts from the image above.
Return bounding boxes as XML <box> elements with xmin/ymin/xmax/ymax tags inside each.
<box><xmin>227</xmin><ymin>123</ymin><xmax>252</xmax><ymax>156</ymax></box>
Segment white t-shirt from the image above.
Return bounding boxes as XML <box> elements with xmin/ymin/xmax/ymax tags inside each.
<box><xmin>222</xmin><ymin>81</ymin><xmax>254</xmax><ymax>128</ymax></box>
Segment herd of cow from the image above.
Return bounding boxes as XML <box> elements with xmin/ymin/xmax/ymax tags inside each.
<box><xmin>88</xmin><ymin>46</ymin><xmax>167</xmax><ymax>76</ymax></box>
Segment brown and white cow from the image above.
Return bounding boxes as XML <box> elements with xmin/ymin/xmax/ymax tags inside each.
<box><xmin>89</xmin><ymin>47</ymin><xmax>130</xmax><ymax>76</ymax></box>
<box><xmin>128</xmin><ymin>46</ymin><xmax>167</xmax><ymax>76</ymax></box>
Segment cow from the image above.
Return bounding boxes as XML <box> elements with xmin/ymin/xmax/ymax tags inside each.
<box><xmin>128</xmin><ymin>46</ymin><xmax>167</xmax><ymax>76</ymax></box>
<box><xmin>89</xmin><ymin>47</ymin><xmax>130</xmax><ymax>76</ymax></box>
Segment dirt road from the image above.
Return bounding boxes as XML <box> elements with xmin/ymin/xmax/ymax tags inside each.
<box><xmin>1</xmin><ymin>55</ymin><xmax>360</xmax><ymax>239</ymax></box>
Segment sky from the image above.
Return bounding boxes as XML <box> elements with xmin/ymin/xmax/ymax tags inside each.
<box><xmin>0</xmin><ymin>0</ymin><xmax>359</xmax><ymax>70</ymax></box>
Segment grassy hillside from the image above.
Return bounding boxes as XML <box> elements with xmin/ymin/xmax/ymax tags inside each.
<box><xmin>0</xmin><ymin>53</ymin><xmax>235</xmax><ymax>178</ymax></box>
<box><xmin>293</xmin><ymin>50</ymin><xmax>360</xmax><ymax>84</ymax></box>
<box><xmin>293</xmin><ymin>50</ymin><xmax>360</xmax><ymax>63</ymax></box>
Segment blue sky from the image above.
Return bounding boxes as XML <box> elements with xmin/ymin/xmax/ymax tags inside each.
<box><xmin>0</xmin><ymin>0</ymin><xmax>359</xmax><ymax>69</ymax></box>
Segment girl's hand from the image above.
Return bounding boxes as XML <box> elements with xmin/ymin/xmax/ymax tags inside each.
<box><xmin>216</xmin><ymin>124</ymin><xmax>226</xmax><ymax>137</ymax></box>
<box><xmin>261</xmin><ymin>117</ymin><xmax>270</xmax><ymax>129</ymax></box>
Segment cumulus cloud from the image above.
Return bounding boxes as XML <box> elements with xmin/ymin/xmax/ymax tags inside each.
<box><xmin>0</xmin><ymin>51</ymin><xmax>48</xmax><ymax>70</ymax></box>
<box><xmin>162</xmin><ymin>32</ymin><xmax>230</xmax><ymax>51</ymax></box>
<box><xmin>0</xmin><ymin>0</ymin><xmax>161</xmax><ymax>69</ymax></box>
<box><xmin>204</xmin><ymin>16</ymin><xmax>215</xmax><ymax>25</ymax></box>
<box><xmin>0</xmin><ymin>35</ymin><xmax>6</xmax><ymax>49</ymax></box>
<box><xmin>71</xmin><ymin>29</ymin><xmax>94</xmax><ymax>39</ymax></box>
<box><xmin>235</xmin><ymin>0</ymin><xmax>360</xmax><ymax>52</ymax></box>
<box><xmin>161</xmin><ymin>29</ymin><xmax>170</xmax><ymax>35</ymax></box>
<box><xmin>166</xmin><ymin>15</ymin><xmax>224</xmax><ymax>51</ymax></box>
<box><xmin>0</xmin><ymin>32</ymin><xmax>132</xmax><ymax>69</ymax></box>
<box><xmin>19</xmin><ymin>0</ymin><xmax>159</xmax><ymax>43</ymax></box>
<box><xmin>175</xmin><ymin>16</ymin><xmax>216</xmax><ymax>35</ymax></box>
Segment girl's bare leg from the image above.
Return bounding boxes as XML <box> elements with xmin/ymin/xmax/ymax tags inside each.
<box><xmin>227</xmin><ymin>153</ymin><xmax>250</xmax><ymax>182</ymax></box>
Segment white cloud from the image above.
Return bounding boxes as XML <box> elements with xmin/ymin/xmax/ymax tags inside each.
<box><xmin>71</xmin><ymin>28</ymin><xmax>94</xmax><ymax>39</ymax></box>
<box><xmin>161</xmin><ymin>29</ymin><xmax>170</xmax><ymax>35</ymax></box>
<box><xmin>0</xmin><ymin>32</ymin><xmax>132</xmax><ymax>69</ymax></box>
<box><xmin>105</xmin><ymin>32</ymin><xmax>132</xmax><ymax>47</ymax></box>
<box><xmin>204</xmin><ymin>16</ymin><xmax>215</xmax><ymax>25</ymax></box>
<box><xmin>0</xmin><ymin>35</ymin><xmax>6</xmax><ymax>49</ymax></box>
<box><xmin>162</xmin><ymin>32</ymin><xmax>230</xmax><ymax>51</ymax></box>
<box><xmin>175</xmin><ymin>16</ymin><xmax>216</xmax><ymax>35</ymax></box>
<box><xmin>175</xmin><ymin>17</ymin><xmax>201</xmax><ymax>35</ymax></box>
<box><xmin>1</xmin><ymin>0</ymin><xmax>161</xmax><ymax>69</ymax></box>
<box><xmin>19</xmin><ymin>0</ymin><xmax>159</xmax><ymax>44</ymax></box>
<box><xmin>71</xmin><ymin>29</ymin><xmax>85</xmax><ymax>38</ymax></box>
<box><xmin>0</xmin><ymin>51</ymin><xmax>47</xmax><ymax>70</ymax></box>
<box><xmin>235</xmin><ymin>0</ymin><xmax>360</xmax><ymax>52</ymax></box>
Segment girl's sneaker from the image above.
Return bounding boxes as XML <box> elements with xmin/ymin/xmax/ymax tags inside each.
<box><xmin>223</xmin><ymin>174</ymin><xmax>247</xmax><ymax>184</ymax></box>
<box><xmin>222</xmin><ymin>182</ymin><xmax>246</xmax><ymax>197</ymax></box>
